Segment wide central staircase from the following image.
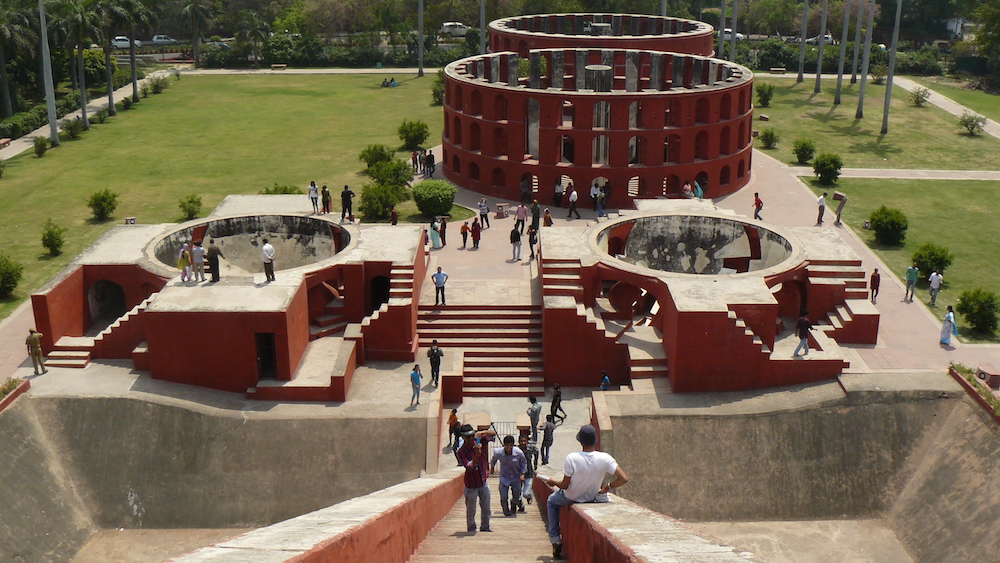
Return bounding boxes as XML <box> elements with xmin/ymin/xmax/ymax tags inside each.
<box><xmin>417</xmin><ymin>304</ymin><xmax>545</xmax><ymax>397</ymax></box>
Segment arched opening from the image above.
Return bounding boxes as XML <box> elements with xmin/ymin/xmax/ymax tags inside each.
<box><xmin>560</xmin><ymin>134</ymin><xmax>575</xmax><ymax>164</ymax></box>
<box><xmin>562</xmin><ymin>100</ymin><xmax>575</xmax><ymax>127</ymax></box>
<box><xmin>694</xmin><ymin>131</ymin><xmax>709</xmax><ymax>160</ymax></box>
<box><xmin>593</xmin><ymin>101</ymin><xmax>611</xmax><ymax>129</ymax></box>
<box><xmin>469</xmin><ymin>162</ymin><xmax>480</xmax><ymax>181</ymax></box>
<box><xmin>470</xmin><ymin>90</ymin><xmax>483</xmax><ymax>115</ymax></box>
<box><xmin>443</xmin><ymin>116</ymin><xmax>450</xmax><ymax>139</ymax></box>
<box><xmin>453</xmin><ymin>116</ymin><xmax>463</xmax><ymax>146</ymax></box>
<box><xmin>469</xmin><ymin>123</ymin><xmax>482</xmax><ymax>152</ymax></box>
<box><xmin>738</xmin><ymin>159</ymin><xmax>747</xmax><ymax>178</ymax></box>
<box><xmin>695</xmin><ymin>171</ymin><xmax>709</xmax><ymax>195</ymax></box>
<box><xmin>492</xmin><ymin>127</ymin><xmax>508</xmax><ymax>157</ymax></box>
<box><xmin>88</xmin><ymin>280</ymin><xmax>127</xmax><ymax>332</ymax></box>
<box><xmin>492</xmin><ymin>167</ymin><xmax>506</xmax><ymax>188</ymax></box>
<box><xmin>526</xmin><ymin>98</ymin><xmax>540</xmax><ymax>159</ymax></box>
<box><xmin>695</xmin><ymin>97</ymin><xmax>710</xmax><ymax>124</ymax></box>
<box><xmin>520</xmin><ymin>173</ymin><xmax>539</xmax><ymax>201</ymax></box>
<box><xmin>670</xmin><ymin>100</ymin><xmax>682</xmax><ymax>126</ymax></box>
<box><xmin>720</xmin><ymin>126</ymin><xmax>732</xmax><ymax>155</ymax></box>
<box><xmin>721</xmin><ymin>93</ymin><xmax>733</xmax><ymax>120</ymax></box>
<box><xmin>772</xmin><ymin>281</ymin><xmax>808</xmax><ymax>320</ymax></box>
<box><xmin>369</xmin><ymin>276</ymin><xmax>390</xmax><ymax>315</ymax></box>
<box><xmin>452</xmin><ymin>155</ymin><xmax>461</xmax><ymax>174</ymax></box>
<box><xmin>593</xmin><ymin>135</ymin><xmax>610</xmax><ymax>165</ymax></box>
<box><xmin>453</xmin><ymin>85</ymin><xmax>464</xmax><ymax>112</ymax></box>
<box><xmin>739</xmin><ymin>89</ymin><xmax>747</xmax><ymax>114</ymax></box>
<box><xmin>518</xmin><ymin>40</ymin><xmax>528</xmax><ymax>58</ymax></box>
<box><xmin>720</xmin><ymin>165</ymin><xmax>731</xmax><ymax>186</ymax></box>
<box><xmin>627</xmin><ymin>176</ymin><xmax>644</xmax><ymax>197</ymax></box>
<box><xmin>628</xmin><ymin>136</ymin><xmax>646</xmax><ymax>165</ymax></box>
<box><xmin>494</xmin><ymin>95</ymin><xmax>508</xmax><ymax>121</ymax></box>
<box><xmin>629</xmin><ymin>101</ymin><xmax>642</xmax><ymax>129</ymax></box>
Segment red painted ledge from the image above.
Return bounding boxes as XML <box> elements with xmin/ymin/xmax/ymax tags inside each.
<box><xmin>948</xmin><ymin>367</ymin><xmax>1000</xmax><ymax>425</ymax></box>
<box><xmin>0</xmin><ymin>379</ymin><xmax>30</xmax><ymax>414</ymax></box>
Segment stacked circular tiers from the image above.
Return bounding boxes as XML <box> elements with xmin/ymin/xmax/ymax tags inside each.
<box><xmin>442</xmin><ymin>13</ymin><xmax>754</xmax><ymax>209</ymax></box>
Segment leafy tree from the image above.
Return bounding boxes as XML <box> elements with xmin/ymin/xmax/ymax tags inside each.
<box><xmin>359</xmin><ymin>144</ymin><xmax>395</xmax><ymax>168</ymax></box>
<box><xmin>957</xmin><ymin>289</ymin><xmax>1000</xmax><ymax>334</ymax></box>
<box><xmin>912</xmin><ymin>242</ymin><xmax>954</xmax><ymax>275</ymax></box>
<box><xmin>178</xmin><ymin>194</ymin><xmax>202</xmax><ymax>220</ymax></box>
<box><xmin>358</xmin><ymin>183</ymin><xmax>402</xmax><ymax>220</ymax></box>
<box><xmin>41</xmin><ymin>218</ymin><xmax>67</xmax><ymax>256</ymax></box>
<box><xmin>0</xmin><ymin>1</ymin><xmax>37</xmax><ymax>118</ymax></box>
<box><xmin>869</xmin><ymin>205</ymin><xmax>908</xmax><ymax>245</ymax></box>
<box><xmin>237</xmin><ymin>9</ymin><xmax>269</xmax><ymax>68</ymax></box>
<box><xmin>95</xmin><ymin>0</ymin><xmax>134</xmax><ymax>118</ymax></box>
<box><xmin>975</xmin><ymin>0</ymin><xmax>1000</xmax><ymax>69</ymax></box>
<box><xmin>398</xmin><ymin>118</ymin><xmax>429</xmax><ymax>150</ymax></box>
<box><xmin>88</xmin><ymin>188</ymin><xmax>119</xmax><ymax>221</ymax></box>
<box><xmin>792</xmin><ymin>138</ymin><xmax>816</xmax><ymax>164</ymax></box>
<box><xmin>367</xmin><ymin>159</ymin><xmax>413</xmax><ymax>198</ymax></box>
<box><xmin>755</xmin><ymin>83</ymin><xmax>775</xmax><ymax>107</ymax></box>
<box><xmin>759</xmin><ymin>128</ymin><xmax>779</xmax><ymax>149</ymax></box>
<box><xmin>0</xmin><ymin>253</ymin><xmax>23</xmax><ymax>297</ymax></box>
<box><xmin>812</xmin><ymin>152</ymin><xmax>843</xmax><ymax>184</ymax></box>
<box><xmin>180</xmin><ymin>0</ymin><xmax>213</xmax><ymax>69</ymax></box>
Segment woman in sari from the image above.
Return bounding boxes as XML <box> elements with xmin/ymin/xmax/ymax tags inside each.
<box><xmin>177</xmin><ymin>243</ymin><xmax>192</xmax><ymax>282</ymax></box>
<box><xmin>940</xmin><ymin>305</ymin><xmax>958</xmax><ymax>345</ymax></box>
<box><xmin>429</xmin><ymin>219</ymin><xmax>443</xmax><ymax>249</ymax></box>
<box><xmin>543</xmin><ymin>208</ymin><xmax>554</xmax><ymax>227</ymax></box>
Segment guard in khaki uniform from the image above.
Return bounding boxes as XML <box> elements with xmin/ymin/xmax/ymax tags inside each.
<box><xmin>26</xmin><ymin>328</ymin><xmax>47</xmax><ymax>375</ymax></box>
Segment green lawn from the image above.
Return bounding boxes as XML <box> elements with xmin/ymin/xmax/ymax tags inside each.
<box><xmin>809</xmin><ymin>178</ymin><xmax>999</xmax><ymax>340</ymax></box>
<box><xmin>0</xmin><ymin>73</ymin><xmax>453</xmax><ymax>319</ymax></box>
<box><xmin>754</xmin><ymin>77</ymin><xmax>1000</xmax><ymax>169</ymax></box>
<box><xmin>910</xmin><ymin>76</ymin><xmax>1000</xmax><ymax>124</ymax></box>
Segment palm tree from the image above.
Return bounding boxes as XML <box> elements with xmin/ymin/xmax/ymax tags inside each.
<box><xmin>813</xmin><ymin>0</ymin><xmax>829</xmax><ymax>93</ymax></box>
<box><xmin>57</xmin><ymin>0</ymin><xmax>99</xmax><ymax>129</ymax></box>
<box><xmin>855</xmin><ymin>0</ymin><xmax>876</xmax><ymax>119</ymax></box>
<box><xmin>236</xmin><ymin>9</ymin><xmax>268</xmax><ymax>69</ymax></box>
<box><xmin>880</xmin><ymin>0</ymin><xmax>903</xmax><ymax>134</ymax></box>
<box><xmin>179</xmin><ymin>0</ymin><xmax>211</xmax><ymax>69</ymax></box>
<box><xmin>833</xmin><ymin>0</ymin><xmax>852</xmax><ymax>104</ymax></box>
<box><xmin>0</xmin><ymin>0</ymin><xmax>38</xmax><ymax>118</ymax></box>
<box><xmin>95</xmin><ymin>0</ymin><xmax>130</xmax><ymax>116</ymax></box>
<box><xmin>850</xmin><ymin>0</ymin><xmax>864</xmax><ymax>83</ymax></box>
<box><xmin>38</xmin><ymin>0</ymin><xmax>60</xmax><ymax>146</ymax></box>
<box><xmin>127</xmin><ymin>0</ymin><xmax>153</xmax><ymax>102</ymax></box>
<box><xmin>796</xmin><ymin>0</ymin><xmax>808</xmax><ymax>83</ymax></box>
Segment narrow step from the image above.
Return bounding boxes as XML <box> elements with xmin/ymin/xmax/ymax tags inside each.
<box><xmin>54</xmin><ymin>336</ymin><xmax>95</xmax><ymax>351</ymax></box>
<box><xmin>808</xmin><ymin>258</ymin><xmax>863</xmax><ymax>267</ymax></box>
<box><xmin>315</xmin><ymin>314</ymin><xmax>347</xmax><ymax>327</ymax></box>
<box><xmin>464</xmin><ymin>357</ymin><xmax>544</xmax><ymax>368</ymax></box>
<box><xmin>807</xmin><ymin>265</ymin><xmax>866</xmax><ymax>279</ymax></box>
<box><xmin>48</xmin><ymin>350</ymin><xmax>91</xmax><ymax>359</ymax></box>
<box><xmin>630</xmin><ymin>365</ymin><xmax>669</xmax><ymax>378</ymax></box>
<box><xmin>390</xmin><ymin>280</ymin><xmax>412</xmax><ymax>288</ymax></box>
<box><xmin>463</xmin><ymin>366</ymin><xmax>544</xmax><ymax>377</ymax></box>
<box><xmin>417</xmin><ymin>319</ymin><xmax>540</xmax><ymax>329</ymax></box>
<box><xmin>541</xmin><ymin>265</ymin><xmax>582</xmax><ymax>275</ymax></box>
<box><xmin>464</xmin><ymin>376</ymin><xmax>545</xmax><ymax>387</ymax></box>
<box><xmin>417</xmin><ymin>311</ymin><xmax>541</xmax><ymax>321</ymax></box>
<box><xmin>418</xmin><ymin>328</ymin><xmax>541</xmax><ymax>338</ymax></box>
<box><xmin>543</xmin><ymin>285</ymin><xmax>583</xmax><ymax>296</ymax></box>
<box><xmin>310</xmin><ymin>322</ymin><xmax>349</xmax><ymax>339</ymax></box>
<box><xmin>418</xmin><ymin>338</ymin><xmax>542</xmax><ymax>348</ymax></box>
<box><xmin>463</xmin><ymin>386</ymin><xmax>546</xmax><ymax>397</ymax></box>
<box><xmin>46</xmin><ymin>356</ymin><xmax>90</xmax><ymax>368</ymax></box>
<box><xmin>418</xmin><ymin>304</ymin><xmax>539</xmax><ymax>312</ymax></box>
<box><xmin>542</xmin><ymin>273</ymin><xmax>582</xmax><ymax>284</ymax></box>
<box><xmin>464</xmin><ymin>349</ymin><xmax>543</xmax><ymax>358</ymax></box>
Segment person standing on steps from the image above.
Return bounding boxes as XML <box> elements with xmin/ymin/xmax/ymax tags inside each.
<box><xmin>510</xmin><ymin>227</ymin><xmax>522</xmax><ymax>261</ymax></box>
<box><xmin>527</xmin><ymin>396</ymin><xmax>542</xmax><ymax>442</ymax></box>
<box><xmin>427</xmin><ymin>339</ymin><xmax>444</xmax><ymax>386</ymax></box>
<box><xmin>471</xmin><ymin>218</ymin><xmax>482</xmax><ymax>249</ymax></box>
<box><xmin>527</xmin><ymin>227</ymin><xmax>539</xmax><ymax>261</ymax></box>
<box><xmin>550</xmin><ymin>383</ymin><xmax>567</xmax><ymax>422</ymax></box>
<box><xmin>261</xmin><ymin>238</ymin><xmax>276</xmax><ymax>282</ymax></box>
<box><xmin>928</xmin><ymin>269</ymin><xmax>944</xmax><ymax>307</ymax></box>
<box><xmin>793</xmin><ymin>311</ymin><xmax>813</xmax><ymax>357</ymax></box>
<box><xmin>519</xmin><ymin>434</ymin><xmax>537</xmax><ymax>508</ymax></box>
<box><xmin>540</xmin><ymin>414</ymin><xmax>555</xmax><ymax>465</ymax></box>
<box><xmin>816</xmin><ymin>192</ymin><xmax>827</xmax><ymax>225</ymax></box>
<box><xmin>600</xmin><ymin>370</ymin><xmax>611</xmax><ymax>391</ymax></box>
<box><xmin>753</xmin><ymin>192</ymin><xmax>763</xmax><ymax>221</ymax></box>
<box><xmin>490</xmin><ymin>435</ymin><xmax>527</xmax><ymax>517</ymax></box>
<box><xmin>308</xmin><ymin>181</ymin><xmax>319</xmax><ymax>213</ymax></box>
<box><xmin>544</xmin><ymin>424</ymin><xmax>629</xmax><ymax>560</ymax></box>
<box><xmin>432</xmin><ymin>267</ymin><xmax>449</xmax><ymax>306</ymax></box>
<box><xmin>206</xmin><ymin>238</ymin><xmax>225</xmax><ymax>283</ymax></box>
<box><xmin>341</xmin><ymin>185</ymin><xmax>356</xmax><ymax>221</ymax></box>
<box><xmin>409</xmin><ymin>364</ymin><xmax>423</xmax><ymax>406</ymax></box>
<box><xmin>456</xmin><ymin>424</ymin><xmax>496</xmax><ymax>533</ymax></box>
<box><xmin>869</xmin><ymin>268</ymin><xmax>880</xmax><ymax>304</ymax></box>
<box><xmin>566</xmin><ymin>184</ymin><xmax>581</xmax><ymax>219</ymax></box>
<box><xmin>26</xmin><ymin>328</ymin><xmax>47</xmax><ymax>375</ymax></box>
<box><xmin>904</xmin><ymin>262</ymin><xmax>919</xmax><ymax>302</ymax></box>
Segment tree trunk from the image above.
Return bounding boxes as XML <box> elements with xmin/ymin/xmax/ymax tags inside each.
<box><xmin>833</xmin><ymin>0</ymin><xmax>852</xmax><ymax>104</ymax></box>
<box><xmin>78</xmin><ymin>44</ymin><xmax>90</xmax><ymax>129</ymax></box>
<box><xmin>850</xmin><ymin>0</ymin><xmax>864</xmax><ymax>84</ymax></box>
<box><xmin>38</xmin><ymin>0</ymin><xmax>60</xmax><ymax>147</ymax></box>
<box><xmin>193</xmin><ymin>31</ymin><xmax>200</xmax><ymax>69</ymax></box>
<box><xmin>130</xmin><ymin>26</ymin><xmax>139</xmax><ymax>102</ymax></box>
<box><xmin>68</xmin><ymin>47</ymin><xmax>78</xmax><ymax>90</ymax></box>
<box><xmin>104</xmin><ymin>35</ymin><xmax>117</xmax><ymax>116</ymax></box>
<box><xmin>796</xmin><ymin>0</ymin><xmax>809</xmax><ymax>83</ymax></box>
<box><xmin>855</xmin><ymin>0</ymin><xmax>876</xmax><ymax>119</ymax></box>
<box><xmin>0</xmin><ymin>45</ymin><xmax>12</xmax><ymax>118</ymax></box>
<box><xmin>814</xmin><ymin>0</ymin><xmax>830</xmax><ymax>93</ymax></box>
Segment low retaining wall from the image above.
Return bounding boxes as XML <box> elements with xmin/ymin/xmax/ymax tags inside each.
<box><xmin>168</xmin><ymin>468</ymin><xmax>464</xmax><ymax>563</ymax></box>
<box><xmin>0</xmin><ymin>378</ymin><xmax>30</xmax><ymax>414</ymax></box>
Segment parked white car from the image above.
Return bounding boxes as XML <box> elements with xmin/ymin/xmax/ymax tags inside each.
<box><xmin>151</xmin><ymin>35</ymin><xmax>178</xmax><ymax>47</ymax></box>
<box><xmin>719</xmin><ymin>28</ymin><xmax>744</xmax><ymax>41</ymax></box>
<box><xmin>439</xmin><ymin>22</ymin><xmax>470</xmax><ymax>37</ymax></box>
<box><xmin>806</xmin><ymin>34</ymin><xmax>834</xmax><ymax>45</ymax></box>
<box><xmin>112</xmin><ymin>36</ymin><xmax>141</xmax><ymax>49</ymax></box>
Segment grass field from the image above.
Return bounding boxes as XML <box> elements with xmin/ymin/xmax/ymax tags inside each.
<box><xmin>0</xmin><ymin>73</ymin><xmax>457</xmax><ymax>319</ymax></box>
<box><xmin>809</xmin><ymin>178</ymin><xmax>999</xmax><ymax>339</ymax></box>
<box><xmin>753</xmin><ymin>77</ymin><xmax>1000</xmax><ymax>169</ymax></box>
<box><xmin>911</xmin><ymin>76</ymin><xmax>1000</xmax><ymax>124</ymax></box>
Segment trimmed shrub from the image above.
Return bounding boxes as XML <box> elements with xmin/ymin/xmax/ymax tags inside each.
<box><xmin>367</xmin><ymin>159</ymin><xmax>414</xmax><ymax>193</ymax></box>
<box><xmin>0</xmin><ymin>253</ymin><xmax>24</xmax><ymax>297</ymax></box>
<box><xmin>33</xmin><ymin>136</ymin><xmax>49</xmax><ymax>157</ymax></box>
<box><xmin>140</xmin><ymin>83</ymin><xmax>150</xmax><ymax>98</ymax></box>
<box><xmin>62</xmin><ymin>118</ymin><xmax>84</xmax><ymax>139</ymax></box>
<box><xmin>755</xmin><ymin>83</ymin><xmax>775</xmax><ymax>108</ymax></box>
<box><xmin>812</xmin><ymin>152</ymin><xmax>843</xmax><ymax>184</ymax></box>
<box><xmin>95</xmin><ymin>109</ymin><xmax>108</xmax><ymax>124</ymax></box>
<box><xmin>959</xmin><ymin>111</ymin><xmax>986</xmax><ymax>135</ymax></box>
<box><xmin>87</xmin><ymin>188</ymin><xmax>120</xmax><ymax>221</ymax></box>
<box><xmin>149</xmin><ymin>75</ymin><xmax>170</xmax><ymax>94</ymax></box>
<box><xmin>431</xmin><ymin>69</ymin><xmax>445</xmax><ymax>106</ymax></box>
<box><xmin>41</xmin><ymin>218</ymin><xmax>67</xmax><ymax>256</ymax></box>
<box><xmin>870</xmin><ymin>63</ymin><xmax>887</xmax><ymax>85</ymax></box>
<box><xmin>122</xmin><ymin>97</ymin><xmax>134</xmax><ymax>110</ymax></box>
<box><xmin>792</xmin><ymin>138</ymin><xmax>816</xmax><ymax>164</ymax></box>
<box><xmin>179</xmin><ymin>195</ymin><xmax>203</xmax><ymax>220</ymax></box>
<box><xmin>908</xmin><ymin>87</ymin><xmax>930</xmax><ymax>107</ymax></box>
<box><xmin>358</xmin><ymin>183</ymin><xmax>402</xmax><ymax>220</ymax></box>
<box><xmin>413</xmin><ymin>180</ymin><xmax>457</xmax><ymax>217</ymax></box>
<box><xmin>759</xmin><ymin>128</ymin><xmax>779</xmax><ymax>149</ymax></box>
<box><xmin>398</xmin><ymin>118</ymin><xmax>430</xmax><ymax>150</ymax></box>
<box><xmin>259</xmin><ymin>183</ymin><xmax>303</xmax><ymax>194</ymax></box>
<box><xmin>957</xmin><ymin>289</ymin><xmax>1000</xmax><ymax>334</ymax></box>
<box><xmin>359</xmin><ymin>144</ymin><xmax>396</xmax><ymax>168</ymax></box>
<box><xmin>869</xmin><ymin>205</ymin><xmax>908</xmax><ymax>245</ymax></box>
<box><xmin>912</xmin><ymin>243</ymin><xmax>954</xmax><ymax>275</ymax></box>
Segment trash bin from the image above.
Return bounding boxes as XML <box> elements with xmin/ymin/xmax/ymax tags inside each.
<box><xmin>376</xmin><ymin>62</ymin><xmax>382</xmax><ymax>69</ymax></box>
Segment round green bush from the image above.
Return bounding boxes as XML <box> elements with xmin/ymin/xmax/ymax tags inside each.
<box><xmin>398</xmin><ymin>118</ymin><xmax>430</xmax><ymax>150</ymax></box>
<box><xmin>41</xmin><ymin>218</ymin><xmax>67</xmax><ymax>256</ymax></box>
<box><xmin>755</xmin><ymin>83</ymin><xmax>775</xmax><ymax>108</ymax></box>
<box><xmin>358</xmin><ymin>183</ymin><xmax>400</xmax><ymax>220</ymax></box>
<box><xmin>792</xmin><ymin>138</ymin><xmax>816</xmax><ymax>164</ymax></box>
<box><xmin>88</xmin><ymin>188</ymin><xmax>120</xmax><ymax>221</ymax></box>
<box><xmin>359</xmin><ymin>144</ymin><xmax>396</xmax><ymax>168</ymax></box>
<box><xmin>412</xmin><ymin>180</ymin><xmax>457</xmax><ymax>217</ymax></box>
<box><xmin>911</xmin><ymin>242</ymin><xmax>954</xmax><ymax>275</ymax></box>
<box><xmin>956</xmin><ymin>288</ymin><xmax>999</xmax><ymax>334</ymax></box>
<box><xmin>0</xmin><ymin>253</ymin><xmax>24</xmax><ymax>298</ymax></box>
<box><xmin>179</xmin><ymin>195</ymin><xmax>203</xmax><ymax>220</ymax></box>
<box><xmin>812</xmin><ymin>152</ymin><xmax>843</xmax><ymax>184</ymax></box>
<box><xmin>33</xmin><ymin>136</ymin><xmax>49</xmax><ymax>157</ymax></box>
<box><xmin>868</xmin><ymin>205</ymin><xmax>908</xmax><ymax>246</ymax></box>
<box><xmin>759</xmin><ymin>128</ymin><xmax>779</xmax><ymax>149</ymax></box>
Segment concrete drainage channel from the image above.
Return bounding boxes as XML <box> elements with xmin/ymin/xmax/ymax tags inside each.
<box><xmin>1</xmin><ymin>372</ymin><xmax>999</xmax><ymax>562</ymax></box>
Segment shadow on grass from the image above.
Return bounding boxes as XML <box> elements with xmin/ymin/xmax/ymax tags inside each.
<box><xmin>85</xmin><ymin>217</ymin><xmax>116</xmax><ymax>226</ymax></box>
<box><xmin>36</xmin><ymin>252</ymin><xmax>61</xmax><ymax>261</ymax></box>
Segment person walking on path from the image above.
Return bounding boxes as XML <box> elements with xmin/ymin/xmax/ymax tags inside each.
<box><xmin>905</xmin><ymin>262</ymin><xmax>920</xmax><ymax>302</ymax></box>
<box><xmin>177</xmin><ymin>243</ymin><xmax>192</xmax><ymax>283</ymax></box>
<box><xmin>544</xmin><ymin>424</ymin><xmax>629</xmax><ymax>560</ymax></box>
<box><xmin>510</xmin><ymin>228</ymin><xmax>522</xmax><ymax>261</ymax></box>
<box><xmin>26</xmin><ymin>328</ymin><xmax>47</xmax><ymax>375</ymax></box>
<box><xmin>519</xmin><ymin>435</ymin><xmax>538</xmax><ymax>506</ymax></box>
<box><xmin>527</xmin><ymin>396</ymin><xmax>542</xmax><ymax>442</ymax></box>
<box><xmin>432</xmin><ymin>267</ymin><xmax>449</xmax><ymax>306</ymax></box>
<box><xmin>308</xmin><ymin>181</ymin><xmax>320</xmax><ymax>213</ymax></box>
<box><xmin>471</xmin><ymin>219</ymin><xmax>482</xmax><ymax>249</ymax></box>
<box><xmin>540</xmin><ymin>414</ymin><xmax>555</xmax><ymax>465</ymax></box>
<box><xmin>869</xmin><ymin>268</ymin><xmax>880</xmax><ymax>304</ymax></box>
<box><xmin>429</xmin><ymin>219</ymin><xmax>443</xmax><ymax>249</ymax></box>
<box><xmin>527</xmin><ymin>227</ymin><xmax>539</xmax><ymax>261</ymax></box>
<box><xmin>409</xmin><ymin>364</ymin><xmax>423</xmax><ymax>406</ymax></box>
<box><xmin>341</xmin><ymin>185</ymin><xmax>356</xmax><ymax>221</ymax></box>
<box><xmin>793</xmin><ymin>311</ymin><xmax>813</xmax><ymax>357</ymax></box>
<box><xmin>321</xmin><ymin>185</ymin><xmax>332</xmax><ymax>214</ymax></box>
<box><xmin>478</xmin><ymin>199</ymin><xmax>491</xmax><ymax>229</ymax></box>
<box><xmin>261</xmin><ymin>238</ymin><xmax>276</xmax><ymax>282</ymax></box>
<box><xmin>753</xmin><ymin>192</ymin><xmax>763</xmax><ymax>221</ymax></box>
<box><xmin>816</xmin><ymin>192</ymin><xmax>827</xmax><ymax>225</ymax></box>
<box><xmin>439</xmin><ymin>217</ymin><xmax>448</xmax><ymax>246</ymax></box>
<box><xmin>390</xmin><ymin>206</ymin><xmax>398</xmax><ymax>225</ymax></box>
<box><xmin>554</xmin><ymin>178</ymin><xmax>565</xmax><ymax>208</ymax></box>
<box><xmin>531</xmin><ymin>200</ymin><xmax>541</xmax><ymax>232</ymax></box>
<box><xmin>940</xmin><ymin>305</ymin><xmax>958</xmax><ymax>346</ymax></box>
<box><xmin>928</xmin><ymin>270</ymin><xmax>944</xmax><ymax>306</ymax></box>
<box><xmin>600</xmin><ymin>370</ymin><xmax>610</xmax><ymax>391</ymax></box>
<box><xmin>191</xmin><ymin>241</ymin><xmax>206</xmax><ymax>282</ymax></box>
<box><xmin>460</xmin><ymin>221</ymin><xmax>470</xmax><ymax>248</ymax></box>
<box><xmin>550</xmin><ymin>383</ymin><xmax>567</xmax><ymax>422</ymax></box>
<box><xmin>456</xmin><ymin>424</ymin><xmax>497</xmax><ymax>533</ymax></box>
<box><xmin>427</xmin><ymin>339</ymin><xmax>444</xmax><ymax>386</ymax></box>
<box><xmin>448</xmin><ymin>409</ymin><xmax>461</xmax><ymax>450</ymax></box>
<box><xmin>490</xmin><ymin>435</ymin><xmax>527</xmax><ymax>517</ymax></box>
<box><xmin>566</xmin><ymin>185</ymin><xmax>581</xmax><ymax>219</ymax></box>
<box><xmin>206</xmin><ymin>239</ymin><xmax>225</xmax><ymax>283</ymax></box>
<box><xmin>514</xmin><ymin>203</ymin><xmax>529</xmax><ymax>234</ymax></box>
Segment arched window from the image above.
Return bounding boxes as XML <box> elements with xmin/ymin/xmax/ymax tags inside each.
<box><xmin>695</xmin><ymin>171</ymin><xmax>709</xmax><ymax>195</ymax></box>
<box><xmin>738</xmin><ymin>122</ymin><xmax>747</xmax><ymax>148</ymax></box>
<box><xmin>526</xmin><ymin>98</ymin><xmax>540</xmax><ymax>159</ymax></box>
<box><xmin>628</xmin><ymin>136</ymin><xmax>645</xmax><ymax>165</ymax></box>
<box><xmin>452</xmin><ymin>156</ymin><xmax>461</xmax><ymax>174</ymax></box>
<box><xmin>694</xmin><ymin>131</ymin><xmax>709</xmax><ymax>160</ymax></box>
<box><xmin>560</xmin><ymin>135</ymin><xmax>575</xmax><ymax>164</ymax></box>
<box><xmin>738</xmin><ymin>159</ymin><xmax>747</xmax><ymax>178</ymax></box>
<box><xmin>738</xmin><ymin>89</ymin><xmax>747</xmax><ymax>114</ymax></box>
<box><xmin>470</xmin><ymin>90</ymin><xmax>483</xmax><ymax>115</ymax></box>
<box><xmin>492</xmin><ymin>167</ymin><xmax>506</xmax><ymax>188</ymax></box>
<box><xmin>720</xmin><ymin>93</ymin><xmax>732</xmax><ymax>120</ymax></box>
<box><xmin>495</xmin><ymin>96</ymin><xmax>508</xmax><ymax>121</ymax></box>
<box><xmin>469</xmin><ymin>123</ymin><xmax>482</xmax><ymax>152</ymax></box>
<box><xmin>593</xmin><ymin>101</ymin><xmax>611</xmax><ymax>129</ymax></box>
<box><xmin>469</xmin><ymin>162</ymin><xmax>480</xmax><ymax>181</ymax></box>
<box><xmin>453</xmin><ymin>116</ymin><xmax>463</xmax><ymax>146</ymax></box>
<box><xmin>562</xmin><ymin>101</ymin><xmax>575</xmax><ymax>127</ymax></box>
<box><xmin>444</xmin><ymin>116</ymin><xmax>450</xmax><ymax>139</ymax></box>
<box><xmin>695</xmin><ymin>97</ymin><xmax>710</xmax><ymax>124</ymax></box>
<box><xmin>627</xmin><ymin>176</ymin><xmax>642</xmax><ymax>197</ymax></box>
<box><xmin>664</xmin><ymin>175</ymin><xmax>680</xmax><ymax>196</ymax></box>
<box><xmin>629</xmin><ymin>101</ymin><xmax>642</xmax><ymax>129</ymax></box>
<box><xmin>720</xmin><ymin>126</ymin><xmax>731</xmax><ymax>155</ymax></box>
<box><xmin>720</xmin><ymin>165</ymin><xmax>731</xmax><ymax>185</ymax></box>
<box><xmin>493</xmin><ymin>127</ymin><xmax>507</xmax><ymax>157</ymax></box>
<box><xmin>453</xmin><ymin>86</ymin><xmax>464</xmax><ymax>113</ymax></box>
<box><xmin>593</xmin><ymin>135</ymin><xmax>610</xmax><ymax>165</ymax></box>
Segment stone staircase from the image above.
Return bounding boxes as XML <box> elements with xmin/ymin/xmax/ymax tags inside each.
<box><xmin>49</xmin><ymin>297</ymin><xmax>154</xmax><ymax>368</ymax></box>
<box><xmin>591</xmin><ymin>298</ymin><xmax>669</xmax><ymax>383</ymax></box>
<box><xmin>310</xmin><ymin>282</ymin><xmax>349</xmax><ymax>341</ymax></box>
<box><xmin>807</xmin><ymin>258</ymin><xmax>869</xmax><ymax>300</ymax></box>
<box><xmin>390</xmin><ymin>263</ymin><xmax>415</xmax><ymax>300</ymax></box>
<box><xmin>417</xmin><ymin>304</ymin><xmax>544</xmax><ymax>397</ymax></box>
<box><xmin>541</xmin><ymin>258</ymin><xmax>584</xmax><ymax>300</ymax></box>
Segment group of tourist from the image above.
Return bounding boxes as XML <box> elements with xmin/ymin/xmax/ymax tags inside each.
<box><xmin>308</xmin><ymin>181</ymin><xmax>355</xmax><ymax>221</ymax></box>
<box><xmin>380</xmin><ymin>77</ymin><xmax>398</xmax><ymax>88</ymax></box>
<box><xmin>412</xmin><ymin>149</ymin><xmax>436</xmax><ymax>177</ymax></box>
<box><xmin>175</xmin><ymin>239</ymin><xmax>226</xmax><ymax>284</ymax></box>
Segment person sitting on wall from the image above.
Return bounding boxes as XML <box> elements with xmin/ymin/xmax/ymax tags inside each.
<box><xmin>682</xmin><ymin>181</ymin><xmax>695</xmax><ymax>198</ymax></box>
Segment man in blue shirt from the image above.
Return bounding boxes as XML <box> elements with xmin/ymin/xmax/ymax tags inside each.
<box><xmin>490</xmin><ymin>435</ymin><xmax>527</xmax><ymax>517</ymax></box>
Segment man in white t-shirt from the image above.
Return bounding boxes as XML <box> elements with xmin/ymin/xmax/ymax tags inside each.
<box><xmin>544</xmin><ymin>424</ymin><xmax>628</xmax><ymax>559</ymax></box>
<box><xmin>261</xmin><ymin>238</ymin><xmax>276</xmax><ymax>282</ymax></box>
<box><xmin>928</xmin><ymin>270</ymin><xmax>943</xmax><ymax>306</ymax></box>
